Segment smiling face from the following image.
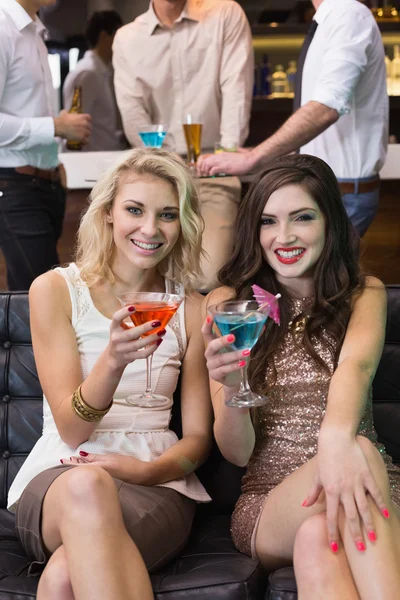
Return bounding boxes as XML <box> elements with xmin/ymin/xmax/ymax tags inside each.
<box><xmin>108</xmin><ymin>174</ymin><xmax>181</xmax><ymax>276</ymax></box>
<box><xmin>259</xmin><ymin>184</ymin><xmax>326</xmax><ymax>295</ymax></box>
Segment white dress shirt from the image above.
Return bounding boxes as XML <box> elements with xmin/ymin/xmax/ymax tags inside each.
<box><xmin>301</xmin><ymin>0</ymin><xmax>388</xmax><ymax>179</ymax></box>
<box><xmin>0</xmin><ymin>0</ymin><xmax>58</xmax><ymax>169</ymax></box>
<box><xmin>63</xmin><ymin>50</ymin><xmax>127</xmax><ymax>152</ymax></box>
<box><xmin>113</xmin><ymin>0</ymin><xmax>254</xmax><ymax>154</ymax></box>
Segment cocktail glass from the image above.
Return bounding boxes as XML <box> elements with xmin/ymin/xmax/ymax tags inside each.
<box><xmin>208</xmin><ymin>300</ymin><xmax>269</xmax><ymax>408</ymax></box>
<box><xmin>182</xmin><ymin>114</ymin><xmax>202</xmax><ymax>165</ymax></box>
<box><xmin>138</xmin><ymin>124</ymin><xmax>167</xmax><ymax>148</ymax></box>
<box><xmin>118</xmin><ymin>292</ymin><xmax>184</xmax><ymax>406</ymax></box>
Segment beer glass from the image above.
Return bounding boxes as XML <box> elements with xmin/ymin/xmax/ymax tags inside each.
<box><xmin>183</xmin><ymin>114</ymin><xmax>202</xmax><ymax>164</ymax></box>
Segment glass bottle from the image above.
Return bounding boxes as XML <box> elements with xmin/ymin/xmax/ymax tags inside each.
<box><xmin>385</xmin><ymin>50</ymin><xmax>392</xmax><ymax>96</ymax></box>
<box><xmin>260</xmin><ymin>54</ymin><xmax>271</xmax><ymax>97</ymax></box>
<box><xmin>286</xmin><ymin>60</ymin><xmax>297</xmax><ymax>96</ymax></box>
<box><xmin>391</xmin><ymin>45</ymin><xmax>400</xmax><ymax>96</ymax></box>
<box><xmin>66</xmin><ymin>86</ymin><xmax>83</xmax><ymax>151</ymax></box>
<box><xmin>271</xmin><ymin>65</ymin><xmax>289</xmax><ymax>98</ymax></box>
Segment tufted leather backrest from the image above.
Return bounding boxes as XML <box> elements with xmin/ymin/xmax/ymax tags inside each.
<box><xmin>0</xmin><ymin>288</ymin><xmax>399</xmax><ymax>512</ymax></box>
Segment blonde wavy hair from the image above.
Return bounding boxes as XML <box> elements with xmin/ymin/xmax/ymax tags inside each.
<box><xmin>75</xmin><ymin>148</ymin><xmax>204</xmax><ymax>291</ymax></box>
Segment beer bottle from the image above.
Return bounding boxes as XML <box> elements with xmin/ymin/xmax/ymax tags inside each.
<box><xmin>66</xmin><ymin>86</ymin><xmax>83</xmax><ymax>151</ymax></box>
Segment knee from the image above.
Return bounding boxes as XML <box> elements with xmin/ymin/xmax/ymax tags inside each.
<box><xmin>293</xmin><ymin>513</ymin><xmax>329</xmax><ymax>575</ymax></box>
<box><xmin>62</xmin><ymin>466</ymin><xmax>116</xmax><ymax>508</ymax></box>
<box><xmin>39</xmin><ymin>548</ymin><xmax>73</xmax><ymax>599</ymax></box>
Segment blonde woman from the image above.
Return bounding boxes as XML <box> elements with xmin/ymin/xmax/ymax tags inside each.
<box><xmin>7</xmin><ymin>149</ymin><xmax>212</xmax><ymax>600</ymax></box>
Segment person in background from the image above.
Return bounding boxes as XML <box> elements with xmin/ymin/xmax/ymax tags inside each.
<box><xmin>203</xmin><ymin>154</ymin><xmax>400</xmax><ymax>598</ymax></box>
<box><xmin>63</xmin><ymin>10</ymin><xmax>128</xmax><ymax>153</ymax></box>
<box><xmin>8</xmin><ymin>149</ymin><xmax>212</xmax><ymax>600</ymax></box>
<box><xmin>198</xmin><ymin>0</ymin><xmax>388</xmax><ymax>238</ymax></box>
<box><xmin>0</xmin><ymin>0</ymin><xmax>91</xmax><ymax>291</ymax></box>
<box><xmin>113</xmin><ymin>0</ymin><xmax>254</xmax><ymax>292</ymax></box>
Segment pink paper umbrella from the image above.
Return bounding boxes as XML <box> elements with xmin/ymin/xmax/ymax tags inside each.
<box><xmin>251</xmin><ymin>284</ymin><xmax>281</xmax><ymax>325</ymax></box>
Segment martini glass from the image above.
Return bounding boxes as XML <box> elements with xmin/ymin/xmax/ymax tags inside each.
<box><xmin>138</xmin><ymin>124</ymin><xmax>167</xmax><ymax>148</ymax></box>
<box><xmin>208</xmin><ymin>300</ymin><xmax>269</xmax><ymax>408</ymax></box>
<box><xmin>118</xmin><ymin>292</ymin><xmax>184</xmax><ymax>406</ymax></box>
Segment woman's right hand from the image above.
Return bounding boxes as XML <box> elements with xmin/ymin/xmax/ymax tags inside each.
<box><xmin>107</xmin><ymin>305</ymin><xmax>166</xmax><ymax>371</ymax></box>
<box><xmin>202</xmin><ymin>315</ymin><xmax>250</xmax><ymax>388</ymax></box>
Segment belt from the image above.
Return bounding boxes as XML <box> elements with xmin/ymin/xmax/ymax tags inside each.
<box><xmin>338</xmin><ymin>177</ymin><xmax>380</xmax><ymax>195</ymax></box>
<box><xmin>14</xmin><ymin>165</ymin><xmax>60</xmax><ymax>182</ymax></box>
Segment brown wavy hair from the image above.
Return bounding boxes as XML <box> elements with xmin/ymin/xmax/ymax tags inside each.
<box><xmin>218</xmin><ymin>154</ymin><xmax>366</xmax><ymax>394</ymax></box>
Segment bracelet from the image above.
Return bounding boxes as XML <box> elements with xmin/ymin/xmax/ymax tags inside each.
<box><xmin>71</xmin><ymin>384</ymin><xmax>113</xmax><ymax>422</ymax></box>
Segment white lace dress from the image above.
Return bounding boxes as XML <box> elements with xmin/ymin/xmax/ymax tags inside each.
<box><xmin>7</xmin><ymin>263</ymin><xmax>211</xmax><ymax>510</ymax></box>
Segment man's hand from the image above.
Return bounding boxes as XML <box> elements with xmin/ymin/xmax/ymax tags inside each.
<box><xmin>54</xmin><ymin>110</ymin><xmax>92</xmax><ymax>145</ymax></box>
<box><xmin>197</xmin><ymin>148</ymin><xmax>258</xmax><ymax>177</ymax></box>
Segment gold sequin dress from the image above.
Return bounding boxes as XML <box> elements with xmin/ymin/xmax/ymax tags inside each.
<box><xmin>231</xmin><ymin>298</ymin><xmax>400</xmax><ymax>557</ymax></box>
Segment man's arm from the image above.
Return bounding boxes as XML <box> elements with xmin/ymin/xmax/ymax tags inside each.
<box><xmin>218</xmin><ymin>2</ymin><xmax>254</xmax><ymax>147</ymax></box>
<box><xmin>197</xmin><ymin>101</ymin><xmax>338</xmax><ymax>176</ymax></box>
<box><xmin>0</xmin><ymin>36</ymin><xmax>55</xmax><ymax>150</ymax></box>
<box><xmin>113</xmin><ymin>29</ymin><xmax>151</xmax><ymax>148</ymax></box>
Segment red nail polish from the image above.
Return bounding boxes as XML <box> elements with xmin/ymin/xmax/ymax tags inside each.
<box><xmin>157</xmin><ymin>328</ymin><xmax>166</xmax><ymax>337</ymax></box>
<box><xmin>206</xmin><ymin>316</ymin><xmax>212</xmax><ymax>324</ymax></box>
<box><xmin>128</xmin><ymin>306</ymin><xmax>135</xmax><ymax>312</ymax></box>
<box><xmin>79</xmin><ymin>451</ymin><xmax>89</xmax><ymax>457</ymax></box>
<box><xmin>382</xmin><ymin>508</ymin><xmax>390</xmax><ymax>519</ymax></box>
<box><xmin>357</xmin><ymin>541</ymin><xmax>366</xmax><ymax>552</ymax></box>
<box><xmin>238</xmin><ymin>360</ymin><xmax>247</xmax><ymax>368</ymax></box>
<box><xmin>331</xmin><ymin>542</ymin><xmax>339</xmax><ymax>553</ymax></box>
<box><xmin>152</xmin><ymin>320</ymin><xmax>162</xmax><ymax>327</ymax></box>
<box><xmin>60</xmin><ymin>459</ymin><xmax>64</xmax><ymax>464</ymax></box>
<box><xmin>156</xmin><ymin>339</ymin><xmax>163</xmax><ymax>346</ymax></box>
<box><xmin>242</xmin><ymin>349</ymin><xmax>251</xmax><ymax>357</ymax></box>
<box><xmin>227</xmin><ymin>334</ymin><xmax>235</xmax><ymax>343</ymax></box>
<box><xmin>368</xmin><ymin>531</ymin><xmax>376</xmax><ymax>542</ymax></box>
<box><xmin>301</xmin><ymin>498</ymin><xmax>308</xmax><ymax>507</ymax></box>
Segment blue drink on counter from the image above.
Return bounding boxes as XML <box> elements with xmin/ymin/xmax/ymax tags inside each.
<box><xmin>213</xmin><ymin>312</ymin><xmax>267</xmax><ymax>351</ymax></box>
<box><xmin>139</xmin><ymin>130</ymin><xmax>167</xmax><ymax>148</ymax></box>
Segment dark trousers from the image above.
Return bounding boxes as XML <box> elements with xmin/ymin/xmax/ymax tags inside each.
<box><xmin>0</xmin><ymin>169</ymin><xmax>66</xmax><ymax>291</ymax></box>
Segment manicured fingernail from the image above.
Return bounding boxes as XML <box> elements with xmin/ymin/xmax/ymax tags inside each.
<box><xmin>357</xmin><ymin>542</ymin><xmax>366</xmax><ymax>552</ymax></box>
<box><xmin>128</xmin><ymin>306</ymin><xmax>135</xmax><ymax>312</ymax></box>
<box><xmin>331</xmin><ymin>542</ymin><xmax>338</xmax><ymax>553</ymax></box>
<box><xmin>206</xmin><ymin>316</ymin><xmax>212</xmax><ymax>324</ymax></box>
<box><xmin>368</xmin><ymin>531</ymin><xmax>376</xmax><ymax>542</ymax></box>
<box><xmin>79</xmin><ymin>451</ymin><xmax>89</xmax><ymax>457</ymax></box>
<box><xmin>238</xmin><ymin>360</ymin><xmax>247</xmax><ymax>368</ymax></box>
<box><xmin>60</xmin><ymin>459</ymin><xmax>64</xmax><ymax>464</ymax></box>
<box><xmin>156</xmin><ymin>338</ymin><xmax>163</xmax><ymax>346</ymax></box>
<box><xmin>157</xmin><ymin>328</ymin><xmax>166</xmax><ymax>337</ymax></box>
<box><xmin>227</xmin><ymin>334</ymin><xmax>235</xmax><ymax>343</ymax></box>
<box><xmin>301</xmin><ymin>498</ymin><xmax>308</xmax><ymax>507</ymax></box>
<box><xmin>152</xmin><ymin>320</ymin><xmax>162</xmax><ymax>327</ymax></box>
<box><xmin>242</xmin><ymin>349</ymin><xmax>251</xmax><ymax>357</ymax></box>
<box><xmin>382</xmin><ymin>508</ymin><xmax>390</xmax><ymax>519</ymax></box>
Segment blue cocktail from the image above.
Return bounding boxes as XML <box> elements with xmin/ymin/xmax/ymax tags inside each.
<box><xmin>139</xmin><ymin>124</ymin><xmax>167</xmax><ymax>148</ymax></box>
<box><xmin>213</xmin><ymin>313</ymin><xmax>266</xmax><ymax>351</ymax></box>
<box><xmin>208</xmin><ymin>301</ymin><xmax>269</xmax><ymax>408</ymax></box>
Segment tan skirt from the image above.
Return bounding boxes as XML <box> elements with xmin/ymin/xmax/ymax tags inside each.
<box><xmin>15</xmin><ymin>465</ymin><xmax>196</xmax><ymax>575</ymax></box>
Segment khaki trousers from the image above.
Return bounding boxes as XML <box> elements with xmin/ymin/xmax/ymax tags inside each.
<box><xmin>196</xmin><ymin>176</ymin><xmax>241</xmax><ymax>292</ymax></box>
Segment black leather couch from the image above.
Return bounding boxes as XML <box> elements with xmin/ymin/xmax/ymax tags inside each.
<box><xmin>0</xmin><ymin>287</ymin><xmax>399</xmax><ymax>600</ymax></box>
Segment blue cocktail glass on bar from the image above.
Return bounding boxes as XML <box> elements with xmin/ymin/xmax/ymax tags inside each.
<box><xmin>139</xmin><ymin>124</ymin><xmax>167</xmax><ymax>148</ymax></box>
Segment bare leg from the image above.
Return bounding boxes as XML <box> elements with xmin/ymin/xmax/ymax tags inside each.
<box><xmin>255</xmin><ymin>436</ymin><xmax>400</xmax><ymax>598</ymax></box>
<box><xmin>294</xmin><ymin>513</ymin><xmax>360</xmax><ymax>600</ymax></box>
<box><xmin>37</xmin><ymin>546</ymin><xmax>74</xmax><ymax>600</ymax></box>
<box><xmin>40</xmin><ymin>466</ymin><xmax>153</xmax><ymax>600</ymax></box>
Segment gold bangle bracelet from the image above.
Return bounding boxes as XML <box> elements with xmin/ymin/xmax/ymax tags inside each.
<box><xmin>71</xmin><ymin>384</ymin><xmax>113</xmax><ymax>423</ymax></box>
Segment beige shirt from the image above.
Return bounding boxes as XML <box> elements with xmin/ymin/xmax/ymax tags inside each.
<box><xmin>113</xmin><ymin>0</ymin><xmax>254</xmax><ymax>154</ymax></box>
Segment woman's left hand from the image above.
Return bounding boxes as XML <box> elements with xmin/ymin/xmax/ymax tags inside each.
<box><xmin>304</xmin><ymin>434</ymin><xmax>387</xmax><ymax>552</ymax></box>
<box><xmin>60</xmin><ymin>452</ymin><xmax>151</xmax><ymax>485</ymax></box>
